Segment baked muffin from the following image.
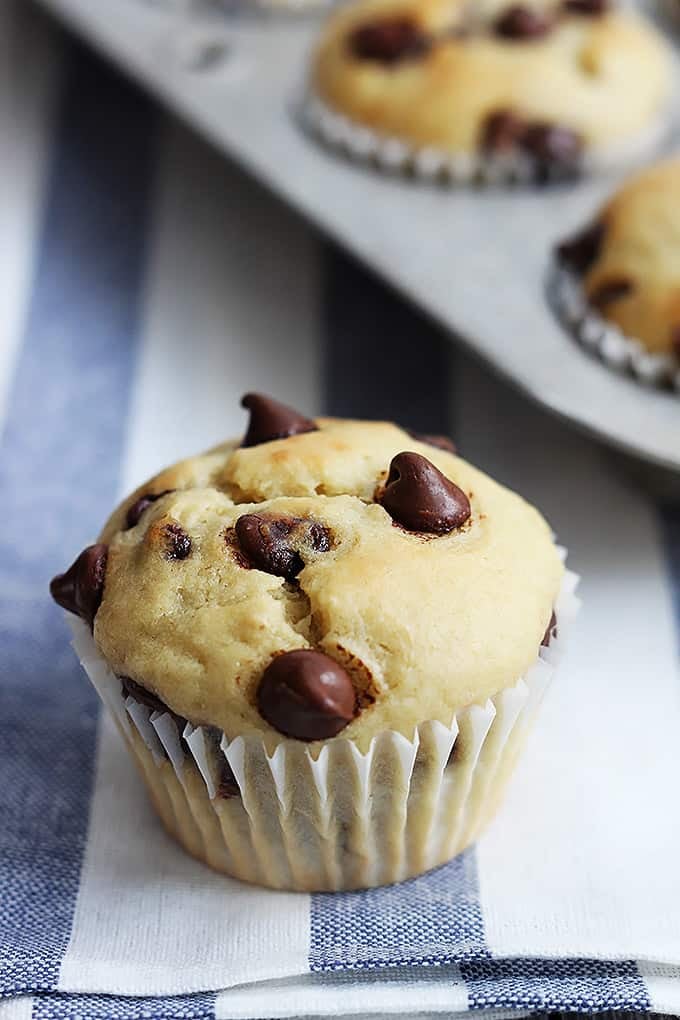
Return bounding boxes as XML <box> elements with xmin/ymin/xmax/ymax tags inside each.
<box><xmin>307</xmin><ymin>0</ymin><xmax>672</xmax><ymax>183</ymax></box>
<box><xmin>50</xmin><ymin>394</ymin><xmax>577</xmax><ymax>890</ymax></box>
<box><xmin>554</xmin><ymin>158</ymin><xmax>680</xmax><ymax>388</ymax></box>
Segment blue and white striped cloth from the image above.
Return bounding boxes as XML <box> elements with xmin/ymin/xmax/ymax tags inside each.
<box><xmin>3</xmin><ymin>4</ymin><xmax>680</xmax><ymax>1018</ymax></box>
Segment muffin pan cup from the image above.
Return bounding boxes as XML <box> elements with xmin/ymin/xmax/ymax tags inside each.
<box><xmin>300</xmin><ymin>90</ymin><xmax>674</xmax><ymax>187</ymax></box>
<box><xmin>69</xmin><ymin>561</ymin><xmax>579</xmax><ymax>892</ymax></box>
<box><xmin>549</xmin><ymin>260</ymin><xmax>680</xmax><ymax>393</ymax></box>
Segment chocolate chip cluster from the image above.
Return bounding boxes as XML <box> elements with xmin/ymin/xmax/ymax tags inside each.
<box><xmin>50</xmin><ymin>393</ymin><xmax>469</xmax><ymax>744</ymax></box>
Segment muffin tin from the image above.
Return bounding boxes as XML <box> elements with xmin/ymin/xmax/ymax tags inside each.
<box><xmin>37</xmin><ymin>0</ymin><xmax>680</xmax><ymax>471</ymax></box>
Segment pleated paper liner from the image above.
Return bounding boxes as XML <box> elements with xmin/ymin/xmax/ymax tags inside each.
<box><xmin>549</xmin><ymin>260</ymin><xmax>680</xmax><ymax>393</ymax></box>
<box><xmin>299</xmin><ymin>90</ymin><xmax>674</xmax><ymax>187</ymax></box>
<box><xmin>69</xmin><ymin>561</ymin><xmax>579</xmax><ymax>892</ymax></box>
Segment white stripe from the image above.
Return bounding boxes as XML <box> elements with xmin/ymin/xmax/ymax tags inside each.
<box><xmin>638</xmin><ymin>961</ymin><xmax>680</xmax><ymax>1014</ymax></box>
<box><xmin>454</xmin><ymin>355</ymin><xmax>680</xmax><ymax>962</ymax></box>
<box><xmin>0</xmin><ymin>1</ymin><xmax>62</xmax><ymax>432</ymax></box>
<box><xmin>0</xmin><ymin>998</ymin><xmax>34</xmax><ymax>1020</ymax></box>
<box><xmin>120</xmin><ymin>117</ymin><xmax>322</xmax><ymax>495</ymax></box>
<box><xmin>59</xmin><ymin>716</ymin><xmax>310</xmax><ymax>994</ymax></box>
<box><xmin>60</xmin><ymin>118</ymin><xmax>318</xmax><ymax>994</ymax></box>
<box><xmin>215</xmin><ymin>965</ymin><xmax>469</xmax><ymax>1019</ymax></box>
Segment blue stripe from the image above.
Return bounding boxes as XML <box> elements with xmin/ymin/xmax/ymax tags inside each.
<box><xmin>0</xmin><ymin>40</ymin><xmax>158</xmax><ymax>997</ymax></box>
<box><xmin>460</xmin><ymin>957</ymin><xmax>650</xmax><ymax>1012</ymax></box>
<box><xmin>31</xmin><ymin>992</ymin><xmax>216</xmax><ymax>1020</ymax></box>
<box><xmin>321</xmin><ymin>244</ymin><xmax>453</xmax><ymax>433</ymax></box>
<box><xmin>309</xmin><ymin>854</ymin><xmax>488</xmax><ymax>970</ymax></box>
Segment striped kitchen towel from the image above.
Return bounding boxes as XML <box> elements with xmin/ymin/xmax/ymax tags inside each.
<box><xmin>2</xmin><ymin>5</ymin><xmax>680</xmax><ymax>1019</ymax></box>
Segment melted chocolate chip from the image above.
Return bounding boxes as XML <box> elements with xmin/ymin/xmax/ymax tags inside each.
<box><xmin>521</xmin><ymin>123</ymin><xmax>583</xmax><ymax>182</ymax></box>
<box><xmin>49</xmin><ymin>543</ymin><xmax>108</xmax><ymax>628</ymax></box>
<box><xmin>348</xmin><ymin>17</ymin><xmax>432</xmax><ymax>64</ymax></box>
<box><xmin>234</xmin><ymin>514</ymin><xmax>332</xmax><ymax>579</ymax></box>
<box><xmin>241</xmin><ymin>393</ymin><xmax>317</xmax><ymax>448</ymax></box>
<box><xmin>562</xmin><ymin>0</ymin><xmax>610</xmax><ymax>13</ymax></box>
<box><xmin>162</xmin><ymin>523</ymin><xmax>192</xmax><ymax>560</ymax></box>
<box><xmin>217</xmin><ymin>759</ymin><xmax>240</xmax><ymax>799</ymax></box>
<box><xmin>406</xmin><ymin>429</ymin><xmax>457</xmax><ymax>454</ymax></box>
<box><xmin>589</xmin><ymin>278</ymin><xmax>633</xmax><ymax>308</ymax></box>
<box><xmin>126</xmin><ymin>490</ymin><xmax>173</xmax><ymax>530</ymax></box>
<box><xmin>481</xmin><ymin>110</ymin><xmax>525</xmax><ymax>152</ymax></box>
<box><xmin>236</xmin><ymin>514</ymin><xmax>301</xmax><ymax>579</ymax></box>
<box><xmin>379</xmin><ymin>452</ymin><xmax>471</xmax><ymax>534</ymax></box>
<box><xmin>257</xmin><ymin>649</ymin><xmax>356</xmax><ymax>741</ymax></box>
<box><xmin>541</xmin><ymin>611</ymin><xmax>558</xmax><ymax>648</ymax></box>
<box><xmin>556</xmin><ymin>221</ymin><xmax>604</xmax><ymax>275</ymax></box>
<box><xmin>494</xmin><ymin>5</ymin><xmax>555</xmax><ymax>39</ymax></box>
<box><xmin>235</xmin><ymin>514</ymin><xmax>332</xmax><ymax>580</ymax></box>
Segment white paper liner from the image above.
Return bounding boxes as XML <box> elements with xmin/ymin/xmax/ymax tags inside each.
<box><xmin>299</xmin><ymin>88</ymin><xmax>674</xmax><ymax>186</ymax></box>
<box><xmin>69</xmin><ymin>562</ymin><xmax>579</xmax><ymax>891</ymax></box>
<box><xmin>548</xmin><ymin>259</ymin><xmax>680</xmax><ymax>393</ymax></box>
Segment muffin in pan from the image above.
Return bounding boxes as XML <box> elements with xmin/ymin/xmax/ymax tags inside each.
<box><xmin>51</xmin><ymin>394</ymin><xmax>577</xmax><ymax>891</ymax></box>
<box><xmin>552</xmin><ymin>157</ymin><xmax>680</xmax><ymax>390</ymax></box>
<box><xmin>306</xmin><ymin>0</ymin><xmax>673</xmax><ymax>184</ymax></box>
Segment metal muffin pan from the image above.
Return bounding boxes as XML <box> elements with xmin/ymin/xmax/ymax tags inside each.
<box><xmin>38</xmin><ymin>0</ymin><xmax>680</xmax><ymax>470</ymax></box>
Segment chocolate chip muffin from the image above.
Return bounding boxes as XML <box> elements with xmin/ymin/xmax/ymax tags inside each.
<box><xmin>307</xmin><ymin>0</ymin><xmax>672</xmax><ymax>183</ymax></box>
<box><xmin>51</xmin><ymin>394</ymin><xmax>577</xmax><ymax>890</ymax></box>
<box><xmin>554</xmin><ymin>158</ymin><xmax>680</xmax><ymax>388</ymax></box>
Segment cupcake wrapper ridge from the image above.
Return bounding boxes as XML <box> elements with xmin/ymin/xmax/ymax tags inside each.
<box><xmin>549</xmin><ymin>260</ymin><xmax>680</xmax><ymax>392</ymax></box>
<box><xmin>299</xmin><ymin>89</ymin><xmax>675</xmax><ymax>187</ymax></box>
<box><xmin>69</xmin><ymin>558</ymin><xmax>580</xmax><ymax>892</ymax></box>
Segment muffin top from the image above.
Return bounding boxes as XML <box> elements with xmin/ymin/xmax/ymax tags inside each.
<box><xmin>557</xmin><ymin>158</ymin><xmax>680</xmax><ymax>358</ymax></box>
<box><xmin>51</xmin><ymin>395</ymin><xmax>563</xmax><ymax>752</ymax></box>
<box><xmin>311</xmin><ymin>0</ymin><xmax>671</xmax><ymax>178</ymax></box>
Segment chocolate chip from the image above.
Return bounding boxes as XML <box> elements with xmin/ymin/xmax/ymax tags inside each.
<box><xmin>494</xmin><ymin>5</ymin><xmax>555</xmax><ymax>39</ymax></box>
<box><xmin>162</xmin><ymin>523</ymin><xmax>192</xmax><ymax>560</ymax></box>
<box><xmin>562</xmin><ymin>0</ymin><xmax>610</xmax><ymax>14</ymax></box>
<box><xmin>217</xmin><ymin>759</ymin><xmax>240</xmax><ymax>799</ymax></box>
<box><xmin>348</xmin><ymin>17</ymin><xmax>432</xmax><ymax>64</ymax></box>
<box><xmin>521</xmin><ymin>123</ymin><xmax>583</xmax><ymax>182</ymax></box>
<box><xmin>235</xmin><ymin>513</ymin><xmax>331</xmax><ymax>581</ymax></box>
<box><xmin>379</xmin><ymin>452</ymin><xmax>471</xmax><ymax>534</ymax></box>
<box><xmin>556</xmin><ymin>221</ymin><xmax>604</xmax><ymax>275</ymax></box>
<box><xmin>126</xmin><ymin>490</ymin><xmax>173</xmax><ymax>530</ymax></box>
<box><xmin>50</xmin><ymin>543</ymin><xmax>108</xmax><ymax>628</ymax></box>
<box><xmin>406</xmin><ymin>429</ymin><xmax>457</xmax><ymax>455</ymax></box>
<box><xmin>257</xmin><ymin>649</ymin><xmax>356</xmax><ymax>741</ymax></box>
<box><xmin>672</xmin><ymin>326</ymin><xmax>680</xmax><ymax>359</ymax></box>
<box><xmin>541</xmin><ymin>611</ymin><xmax>557</xmax><ymax>648</ymax></box>
<box><xmin>241</xmin><ymin>393</ymin><xmax>317</xmax><ymax>448</ymax></box>
<box><xmin>236</xmin><ymin>514</ymin><xmax>303</xmax><ymax>580</ymax></box>
<box><xmin>481</xmin><ymin>110</ymin><xmax>526</xmax><ymax>152</ymax></box>
<box><xmin>589</xmin><ymin>278</ymin><xmax>633</xmax><ymax>308</ymax></box>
